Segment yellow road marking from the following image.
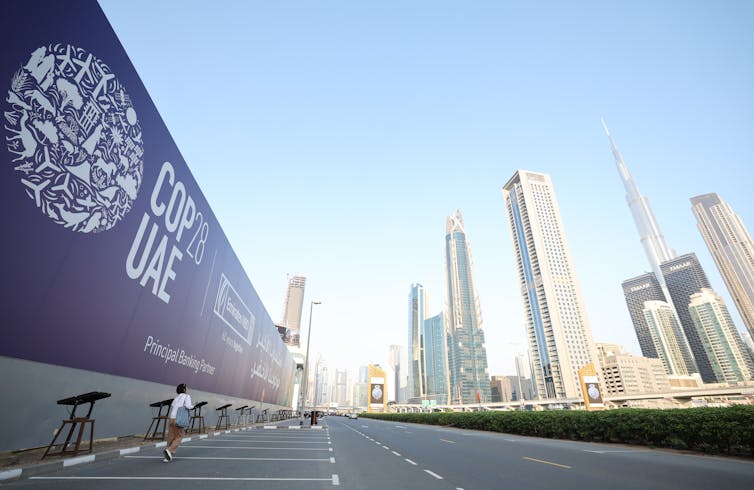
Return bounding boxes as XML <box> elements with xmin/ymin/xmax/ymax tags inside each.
<box><xmin>523</xmin><ymin>457</ymin><xmax>571</xmax><ymax>469</ymax></box>
<box><xmin>440</xmin><ymin>439</ymin><xmax>456</xmax><ymax>444</ymax></box>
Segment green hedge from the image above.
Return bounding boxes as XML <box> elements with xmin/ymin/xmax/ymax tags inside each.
<box><xmin>362</xmin><ymin>406</ymin><xmax>754</xmax><ymax>456</ymax></box>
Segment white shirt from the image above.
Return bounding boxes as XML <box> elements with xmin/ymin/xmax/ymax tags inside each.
<box><xmin>170</xmin><ymin>393</ymin><xmax>194</xmax><ymax>419</ymax></box>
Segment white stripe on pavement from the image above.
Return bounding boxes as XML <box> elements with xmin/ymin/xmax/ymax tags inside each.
<box><xmin>31</xmin><ymin>476</ymin><xmax>339</xmax><ymax>483</ymax></box>
<box><xmin>424</xmin><ymin>469</ymin><xmax>444</xmax><ymax>480</ymax></box>
<box><xmin>126</xmin><ymin>456</ymin><xmax>332</xmax><ymax>462</ymax></box>
<box><xmin>177</xmin><ymin>445</ymin><xmax>331</xmax><ymax>451</ymax></box>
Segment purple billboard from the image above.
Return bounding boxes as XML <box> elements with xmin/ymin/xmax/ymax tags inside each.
<box><xmin>0</xmin><ymin>1</ymin><xmax>295</xmax><ymax>405</ymax></box>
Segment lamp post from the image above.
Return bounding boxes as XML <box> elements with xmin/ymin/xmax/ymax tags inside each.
<box><xmin>299</xmin><ymin>300</ymin><xmax>321</xmax><ymax>425</ymax></box>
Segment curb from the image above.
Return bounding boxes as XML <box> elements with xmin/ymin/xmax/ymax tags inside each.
<box><xmin>0</xmin><ymin>424</ymin><xmax>328</xmax><ymax>483</ymax></box>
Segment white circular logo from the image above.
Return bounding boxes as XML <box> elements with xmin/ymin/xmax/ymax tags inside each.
<box><xmin>4</xmin><ymin>44</ymin><xmax>143</xmax><ymax>233</ymax></box>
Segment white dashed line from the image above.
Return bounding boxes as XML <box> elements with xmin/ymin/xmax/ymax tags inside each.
<box><xmin>382</xmin><ymin>445</ymin><xmax>389</xmax><ymax>450</ymax></box>
<box><xmin>392</xmin><ymin>451</ymin><xmax>401</xmax><ymax>456</ymax></box>
<box><xmin>405</xmin><ymin>458</ymin><xmax>417</xmax><ymax>466</ymax></box>
<box><xmin>424</xmin><ymin>469</ymin><xmax>443</xmax><ymax>480</ymax></box>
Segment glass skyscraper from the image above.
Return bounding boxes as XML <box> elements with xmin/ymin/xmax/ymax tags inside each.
<box><xmin>691</xmin><ymin>193</ymin><xmax>754</xmax><ymax>341</ymax></box>
<box><xmin>642</xmin><ymin>300</ymin><xmax>691</xmax><ymax>376</ymax></box>
<box><xmin>503</xmin><ymin>170</ymin><xmax>600</xmax><ymax>400</ymax></box>
<box><xmin>621</xmin><ymin>273</ymin><xmax>664</xmax><ymax>359</ymax></box>
<box><xmin>444</xmin><ymin>210</ymin><xmax>491</xmax><ymax>404</ymax></box>
<box><xmin>660</xmin><ymin>254</ymin><xmax>713</xmax><ymax>381</ymax></box>
<box><xmin>423</xmin><ymin>312</ymin><xmax>449</xmax><ymax>404</ymax></box>
<box><xmin>407</xmin><ymin>283</ymin><xmax>427</xmax><ymax>402</ymax></box>
<box><xmin>689</xmin><ymin>289</ymin><xmax>754</xmax><ymax>383</ymax></box>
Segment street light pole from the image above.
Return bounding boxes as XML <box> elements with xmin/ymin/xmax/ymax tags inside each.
<box><xmin>299</xmin><ymin>300</ymin><xmax>321</xmax><ymax>425</ymax></box>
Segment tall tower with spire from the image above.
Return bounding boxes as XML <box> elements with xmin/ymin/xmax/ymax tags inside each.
<box><xmin>603</xmin><ymin>121</ymin><xmax>715</xmax><ymax>379</ymax></box>
<box><xmin>601</xmin><ymin>119</ymin><xmax>676</xmax><ymax>283</ymax></box>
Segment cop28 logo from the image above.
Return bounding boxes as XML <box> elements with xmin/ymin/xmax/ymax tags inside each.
<box><xmin>4</xmin><ymin>44</ymin><xmax>143</xmax><ymax>233</ymax></box>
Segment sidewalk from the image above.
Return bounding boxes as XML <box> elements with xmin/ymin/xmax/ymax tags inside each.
<box><xmin>0</xmin><ymin>417</ymin><xmax>323</xmax><ymax>482</ymax></box>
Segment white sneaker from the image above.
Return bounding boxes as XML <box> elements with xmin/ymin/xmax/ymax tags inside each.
<box><xmin>164</xmin><ymin>449</ymin><xmax>173</xmax><ymax>461</ymax></box>
<box><xmin>162</xmin><ymin>458</ymin><xmax>170</xmax><ymax>463</ymax></box>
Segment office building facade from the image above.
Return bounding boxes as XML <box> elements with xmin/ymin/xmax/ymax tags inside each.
<box><xmin>642</xmin><ymin>301</ymin><xmax>691</xmax><ymax>376</ymax></box>
<box><xmin>596</xmin><ymin>343</ymin><xmax>670</xmax><ymax>396</ymax></box>
<box><xmin>660</xmin><ymin>254</ymin><xmax>715</xmax><ymax>381</ymax></box>
<box><xmin>622</xmin><ymin>273</ymin><xmax>665</xmax><ymax>359</ymax></box>
<box><xmin>688</xmin><ymin>289</ymin><xmax>754</xmax><ymax>383</ymax></box>
<box><xmin>444</xmin><ymin>210</ymin><xmax>491</xmax><ymax>404</ymax></box>
<box><xmin>408</xmin><ymin>284</ymin><xmax>427</xmax><ymax>402</ymax></box>
<box><xmin>691</xmin><ymin>193</ymin><xmax>754</xmax><ymax>340</ymax></box>
<box><xmin>280</xmin><ymin>275</ymin><xmax>306</xmax><ymax>347</ymax></box>
<box><xmin>423</xmin><ymin>312</ymin><xmax>449</xmax><ymax>404</ymax></box>
<box><xmin>388</xmin><ymin>345</ymin><xmax>404</xmax><ymax>403</ymax></box>
<box><xmin>503</xmin><ymin>170</ymin><xmax>600</xmax><ymax>400</ymax></box>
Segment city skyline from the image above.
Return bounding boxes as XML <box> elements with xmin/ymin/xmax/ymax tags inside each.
<box><xmin>99</xmin><ymin>1</ymin><xmax>754</xmax><ymax>378</ymax></box>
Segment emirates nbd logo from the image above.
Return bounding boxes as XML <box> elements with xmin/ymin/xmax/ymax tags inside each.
<box><xmin>214</xmin><ymin>273</ymin><xmax>255</xmax><ymax>345</ymax></box>
<box><xmin>4</xmin><ymin>44</ymin><xmax>143</xmax><ymax>232</ymax></box>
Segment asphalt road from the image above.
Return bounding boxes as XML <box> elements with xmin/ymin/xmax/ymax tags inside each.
<box><xmin>5</xmin><ymin>416</ymin><xmax>754</xmax><ymax>489</ymax></box>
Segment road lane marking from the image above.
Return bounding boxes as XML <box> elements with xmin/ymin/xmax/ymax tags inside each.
<box><xmin>178</xmin><ymin>445</ymin><xmax>330</xmax><ymax>451</ymax></box>
<box><xmin>440</xmin><ymin>439</ymin><xmax>456</xmax><ymax>444</ymax></box>
<box><xmin>203</xmin><ymin>439</ymin><xmax>329</xmax><ymax>443</ymax></box>
<box><xmin>204</xmin><ymin>439</ymin><xmax>328</xmax><ymax>444</ymax></box>
<box><xmin>392</xmin><ymin>451</ymin><xmax>401</xmax><ymax>456</ymax></box>
<box><xmin>333</xmin><ymin>474</ymin><xmax>340</xmax><ymax>486</ymax></box>
<box><xmin>424</xmin><ymin>469</ymin><xmax>444</xmax><ymax>479</ymax></box>
<box><xmin>583</xmin><ymin>450</ymin><xmax>639</xmax><ymax>454</ymax></box>
<box><xmin>395</xmin><ymin>425</ymin><xmax>406</xmax><ymax>429</ymax></box>
<box><xmin>382</xmin><ymin>445</ymin><xmax>390</xmax><ymax>450</ymax></box>
<box><xmin>405</xmin><ymin>458</ymin><xmax>418</xmax><ymax>465</ymax></box>
<box><xmin>126</xmin><ymin>456</ymin><xmax>332</xmax><ymax>462</ymax></box>
<box><xmin>330</xmin><ymin>457</ymin><xmax>336</xmax><ymax>463</ymax></box>
<box><xmin>32</xmin><ymin>476</ymin><xmax>338</xmax><ymax>482</ymax></box>
<box><xmin>523</xmin><ymin>457</ymin><xmax>571</xmax><ymax>469</ymax></box>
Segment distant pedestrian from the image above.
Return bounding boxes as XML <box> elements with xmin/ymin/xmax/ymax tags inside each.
<box><xmin>164</xmin><ymin>383</ymin><xmax>193</xmax><ymax>462</ymax></box>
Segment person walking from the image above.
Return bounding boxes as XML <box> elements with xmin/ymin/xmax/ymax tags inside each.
<box><xmin>164</xmin><ymin>383</ymin><xmax>193</xmax><ymax>462</ymax></box>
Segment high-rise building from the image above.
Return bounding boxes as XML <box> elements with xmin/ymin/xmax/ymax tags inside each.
<box><xmin>503</xmin><ymin>170</ymin><xmax>601</xmax><ymax>400</ymax></box>
<box><xmin>388</xmin><ymin>345</ymin><xmax>403</xmax><ymax>403</ymax></box>
<box><xmin>407</xmin><ymin>284</ymin><xmax>427</xmax><ymax>402</ymax></box>
<box><xmin>688</xmin><ymin>289</ymin><xmax>754</xmax><ymax>383</ymax></box>
<box><xmin>279</xmin><ymin>275</ymin><xmax>306</xmax><ymax>347</ymax></box>
<box><xmin>423</xmin><ymin>312</ymin><xmax>449</xmax><ymax>404</ymax></box>
<box><xmin>334</xmin><ymin>369</ymin><xmax>348</xmax><ymax>407</ymax></box>
<box><xmin>603</xmin><ymin>123</ymin><xmax>720</xmax><ymax>381</ymax></box>
<box><xmin>602</xmin><ymin>120</ymin><xmax>676</xmax><ymax>287</ymax></box>
<box><xmin>691</xmin><ymin>193</ymin><xmax>754</xmax><ymax>340</ymax></box>
<box><xmin>621</xmin><ymin>273</ymin><xmax>664</xmax><ymax>359</ymax></box>
<box><xmin>444</xmin><ymin>210</ymin><xmax>491</xmax><ymax>404</ymax></box>
<box><xmin>660</xmin><ymin>254</ymin><xmax>713</xmax><ymax>380</ymax></box>
<box><xmin>314</xmin><ymin>355</ymin><xmax>329</xmax><ymax>406</ymax></box>
<box><xmin>642</xmin><ymin>301</ymin><xmax>691</xmax><ymax>376</ymax></box>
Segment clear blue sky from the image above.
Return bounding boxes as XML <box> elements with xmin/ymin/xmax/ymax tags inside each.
<box><xmin>99</xmin><ymin>0</ymin><xmax>754</xmax><ymax>378</ymax></box>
